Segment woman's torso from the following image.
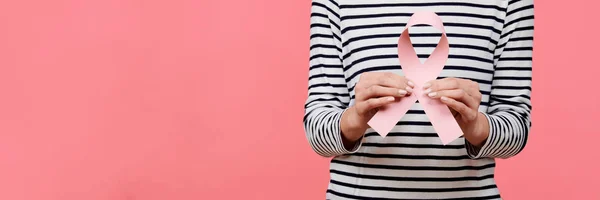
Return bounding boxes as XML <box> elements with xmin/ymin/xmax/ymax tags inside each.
<box><xmin>327</xmin><ymin>0</ymin><xmax>509</xmax><ymax>199</ymax></box>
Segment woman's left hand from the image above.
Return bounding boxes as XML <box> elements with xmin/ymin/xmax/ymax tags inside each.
<box><xmin>422</xmin><ymin>78</ymin><xmax>489</xmax><ymax>147</ymax></box>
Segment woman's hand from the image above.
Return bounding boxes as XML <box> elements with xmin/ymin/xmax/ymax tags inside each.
<box><xmin>341</xmin><ymin>72</ymin><xmax>414</xmax><ymax>149</ymax></box>
<box><xmin>422</xmin><ymin>78</ymin><xmax>490</xmax><ymax>147</ymax></box>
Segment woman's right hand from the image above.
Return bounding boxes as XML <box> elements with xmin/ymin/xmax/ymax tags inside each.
<box><xmin>341</xmin><ymin>72</ymin><xmax>414</xmax><ymax>148</ymax></box>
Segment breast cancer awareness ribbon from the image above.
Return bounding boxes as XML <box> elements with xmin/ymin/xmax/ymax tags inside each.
<box><xmin>366</xmin><ymin>11</ymin><xmax>463</xmax><ymax>145</ymax></box>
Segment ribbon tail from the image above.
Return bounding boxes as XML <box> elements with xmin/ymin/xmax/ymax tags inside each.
<box><xmin>367</xmin><ymin>95</ymin><xmax>417</xmax><ymax>137</ymax></box>
<box><xmin>419</xmin><ymin>96</ymin><xmax>464</xmax><ymax>145</ymax></box>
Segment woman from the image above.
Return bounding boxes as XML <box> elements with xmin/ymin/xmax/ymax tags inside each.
<box><xmin>303</xmin><ymin>0</ymin><xmax>533</xmax><ymax>199</ymax></box>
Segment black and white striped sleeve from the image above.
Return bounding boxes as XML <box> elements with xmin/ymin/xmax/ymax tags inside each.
<box><xmin>303</xmin><ymin>0</ymin><xmax>362</xmax><ymax>157</ymax></box>
<box><xmin>467</xmin><ymin>0</ymin><xmax>534</xmax><ymax>159</ymax></box>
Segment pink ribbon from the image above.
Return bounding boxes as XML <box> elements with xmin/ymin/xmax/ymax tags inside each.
<box><xmin>367</xmin><ymin>11</ymin><xmax>463</xmax><ymax>145</ymax></box>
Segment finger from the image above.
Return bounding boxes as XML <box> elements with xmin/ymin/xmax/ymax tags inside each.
<box><xmin>356</xmin><ymin>72</ymin><xmax>380</xmax><ymax>90</ymax></box>
<box><xmin>464</xmin><ymin>80</ymin><xmax>482</xmax><ymax>99</ymax></box>
<box><xmin>359</xmin><ymin>85</ymin><xmax>409</xmax><ymax>101</ymax></box>
<box><xmin>376</xmin><ymin>72</ymin><xmax>413</xmax><ymax>90</ymax></box>
<box><xmin>355</xmin><ymin>96</ymin><xmax>395</xmax><ymax>115</ymax></box>
<box><xmin>427</xmin><ymin>89</ymin><xmax>478</xmax><ymax>109</ymax></box>
<box><xmin>440</xmin><ymin>96</ymin><xmax>477</xmax><ymax>121</ymax></box>
<box><xmin>422</xmin><ymin>78</ymin><xmax>460</xmax><ymax>93</ymax></box>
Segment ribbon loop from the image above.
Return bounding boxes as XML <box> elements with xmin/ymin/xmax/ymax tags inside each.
<box><xmin>367</xmin><ymin>11</ymin><xmax>463</xmax><ymax>145</ymax></box>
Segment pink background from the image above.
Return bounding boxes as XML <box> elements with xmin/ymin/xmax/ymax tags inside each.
<box><xmin>0</xmin><ymin>0</ymin><xmax>598</xmax><ymax>199</ymax></box>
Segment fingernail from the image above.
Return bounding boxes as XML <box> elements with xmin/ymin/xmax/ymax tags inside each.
<box><xmin>407</xmin><ymin>81</ymin><xmax>415</xmax><ymax>87</ymax></box>
<box><xmin>387</xmin><ymin>97</ymin><xmax>395</xmax><ymax>101</ymax></box>
<box><xmin>405</xmin><ymin>86</ymin><xmax>413</xmax><ymax>93</ymax></box>
<box><xmin>423</xmin><ymin>82</ymin><xmax>431</xmax><ymax>89</ymax></box>
<box><xmin>398</xmin><ymin>90</ymin><xmax>407</xmax><ymax>95</ymax></box>
<box><xmin>423</xmin><ymin>89</ymin><xmax>431</xmax><ymax>94</ymax></box>
<box><xmin>428</xmin><ymin>92</ymin><xmax>437</xmax><ymax>97</ymax></box>
<box><xmin>441</xmin><ymin>96</ymin><xmax>449</xmax><ymax>101</ymax></box>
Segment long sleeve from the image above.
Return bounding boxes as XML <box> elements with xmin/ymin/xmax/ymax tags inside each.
<box><xmin>467</xmin><ymin>0</ymin><xmax>534</xmax><ymax>159</ymax></box>
<box><xmin>303</xmin><ymin>0</ymin><xmax>362</xmax><ymax>157</ymax></box>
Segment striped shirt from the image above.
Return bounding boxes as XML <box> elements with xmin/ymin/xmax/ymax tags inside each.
<box><xmin>303</xmin><ymin>0</ymin><xmax>533</xmax><ymax>199</ymax></box>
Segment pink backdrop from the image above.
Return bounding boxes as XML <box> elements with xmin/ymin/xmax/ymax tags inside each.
<box><xmin>0</xmin><ymin>0</ymin><xmax>598</xmax><ymax>199</ymax></box>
